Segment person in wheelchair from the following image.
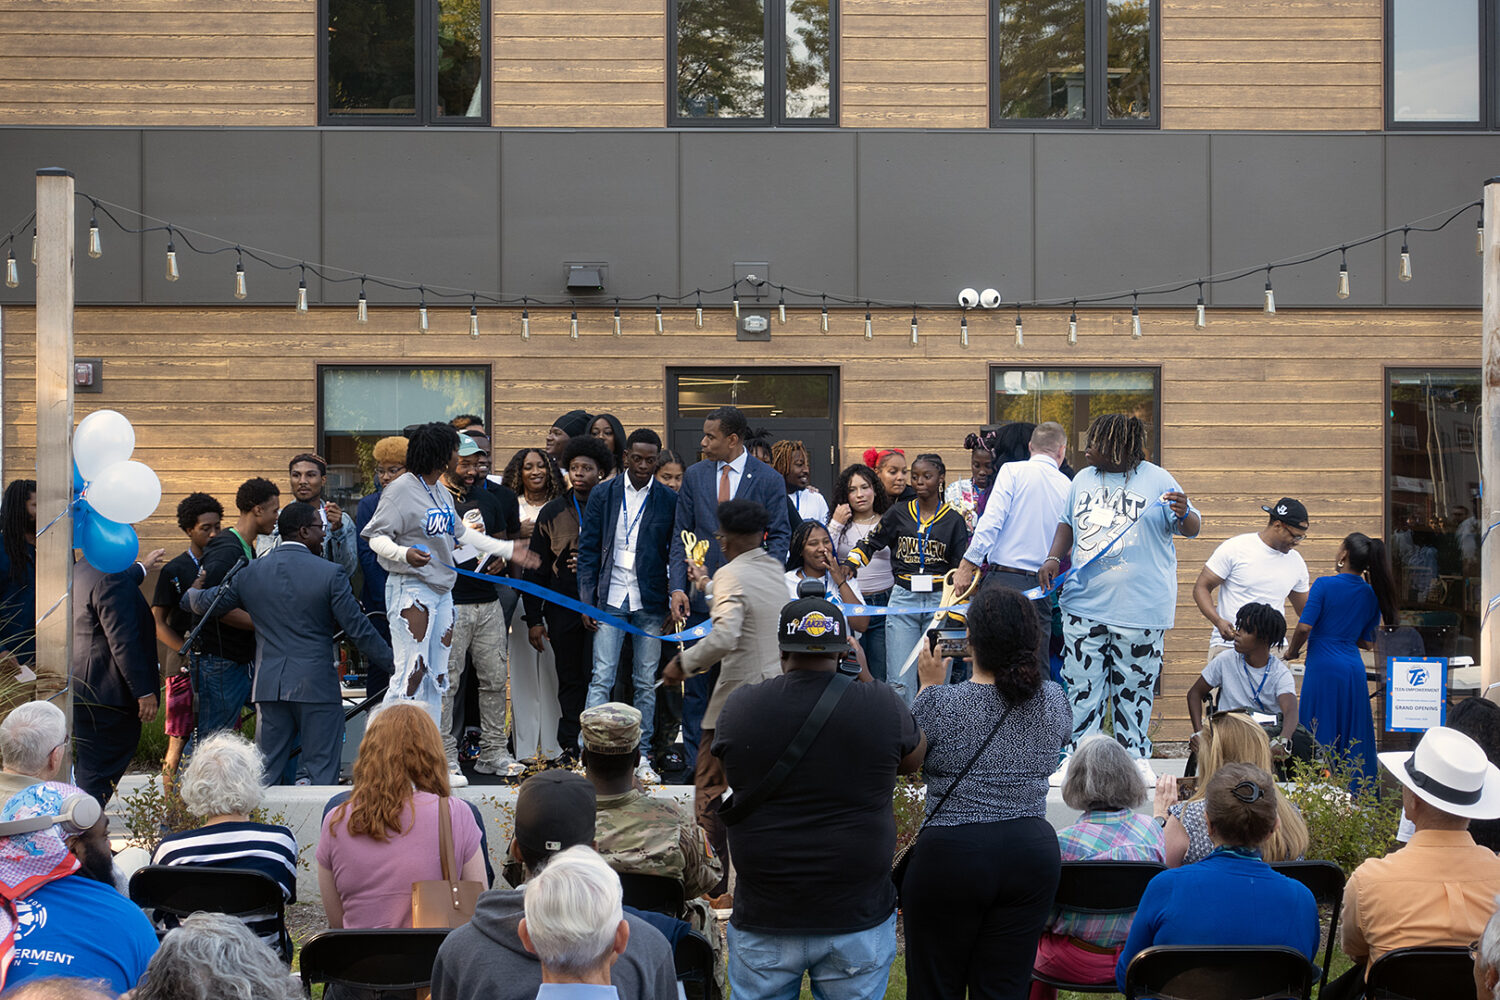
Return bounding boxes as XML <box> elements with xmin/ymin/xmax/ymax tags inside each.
<box><xmin>1185</xmin><ymin>602</ymin><xmax>1313</xmax><ymax>777</ymax></box>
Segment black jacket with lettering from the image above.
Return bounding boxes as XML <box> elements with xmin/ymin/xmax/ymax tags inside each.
<box><xmin>843</xmin><ymin>500</ymin><xmax>969</xmax><ymax>590</ymax></box>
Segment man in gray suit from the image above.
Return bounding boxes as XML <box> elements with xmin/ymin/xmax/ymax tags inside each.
<box><xmin>184</xmin><ymin>501</ymin><xmax>393</xmax><ymax>784</ymax></box>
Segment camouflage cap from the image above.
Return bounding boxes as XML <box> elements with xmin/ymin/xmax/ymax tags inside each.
<box><xmin>579</xmin><ymin>702</ymin><xmax>642</xmax><ymax>754</ymax></box>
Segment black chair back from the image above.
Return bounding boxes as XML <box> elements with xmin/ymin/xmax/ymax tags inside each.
<box><xmin>619</xmin><ymin>872</ymin><xmax>687</xmax><ymax>917</ymax></box>
<box><xmin>1365</xmin><ymin>945</ymin><xmax>1474</xmax><ymax>1000</ymax></box>
<box><xmin>674</xmin><ymin>928</ymin><xmax>716</xmax><ymax>1000</ymax></box>
<box><xmin>1032</xmin><ymin>860</ymin><xmax>1167</xmax><ymax>994</ymax></box>
<box><xmin>128</xmin><ymin>864</ymin><xmax>291</xmax><ymax>963</ymax></box>
<box><xmin>1123</xmin><ymin>945</ymin><xmax>1315</xmax><ymax>1000</ymax></box>
<box><xmin>299</xmin><ymin>929</ymin><xmax>452</xmax><ymax>992</ymax></box>
<box><xmin>1269</xmin><ymin>859</ymin><xmax>1345</xmax><ymax>994</ymax></box>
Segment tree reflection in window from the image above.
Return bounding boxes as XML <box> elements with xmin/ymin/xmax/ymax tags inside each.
<box><xmin>1107</xmin><ymin>0</ymin><xmax>1151</xmax><ymax>120</ymax></box>
<box><xmin>993</xmin><ymin>0</ymin><xmax>1154</xmax><ymax>125</ymax></box>
<box><xmin>674</xmin><ymin>0</ymin><xmax>832</xmax><ymax>122</ymax></box>
<box><xmin>786</xmin><ymin>0</ymin><xmax>831</xmax><ymax>118</ymax></box>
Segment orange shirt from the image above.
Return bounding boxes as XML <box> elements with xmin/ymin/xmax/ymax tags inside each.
<box><xmin>1341</xmin><ymin>828</ymin><xmax>1500</xmax><ymax>968</ymax></box>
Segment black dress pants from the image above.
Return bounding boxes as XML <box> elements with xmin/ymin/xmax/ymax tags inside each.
<box><xmin>550</xmin><ymin>625</ymin><xmax>593</xmax><ymax>752</ymax></box>
<box><xmin>903</xmin><ymin>816</ymin><xmax>1061</xmax><ymax>1000</ymax></box>
<box><xmin>74</xmin><ymin>701</ymin><xmax>140</xmax><ymax>808</ymax></box>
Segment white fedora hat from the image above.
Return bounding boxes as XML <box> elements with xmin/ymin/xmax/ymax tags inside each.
<box><xmin>1379</xmin><ymin>726</ymin><xmax>1500</xmax><ymax>820</ymax></box>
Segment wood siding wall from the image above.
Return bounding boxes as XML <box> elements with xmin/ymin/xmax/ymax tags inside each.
<box><xmin>492</xmin><ymin>0</ymin><xmax>665</xmax><ymax>127</ymax></box>
<box><xmin>840</xmin><ymin>0</ymin><xmax>989</xmax><ymax>128</ymax></box>
<box><xmin>1160</xmin><ymin>0</ymin><xmax>1384</xmax><ymax>130</ymax></box>
<box><xmin>0</xmin><ymin>0</ymin><xmax>316</xmax><ymax>125</ymax></box>
<box><xmin>0</xmin><ymin>305</ymin><xmax>1479</xmax><ymax>738</ymax></box>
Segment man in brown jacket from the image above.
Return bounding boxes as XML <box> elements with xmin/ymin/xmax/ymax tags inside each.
<box><xmin>663</xmin><ymin>499</ymin><xmax>784</xmax><ymax>903</ymax></box>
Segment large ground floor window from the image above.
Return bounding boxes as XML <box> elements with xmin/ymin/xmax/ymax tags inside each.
<box><xmin>989</xmin><ymin>367</ymin><xmax>1160</xmax><ymax>469</ymax></box>
<box><xmin>1386</xmin><ymin>368</ymin><xmax>1481</xmax><ymax>660</ymax></box>
<box><xmin>318</xmin><ymin>365</ymin><xmax>489</xmax><ymax>499</ymax></box>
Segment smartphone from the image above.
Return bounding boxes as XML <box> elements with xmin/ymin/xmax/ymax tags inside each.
<box><xmin>1176</xmin><ymin>776</ymin><xmax>1198</xmax><ymax>800</ymax></box>
<box><xmin>927</xmin><ymin>628</ymin><xmax>967</xmax><ymax>657</ymax></box>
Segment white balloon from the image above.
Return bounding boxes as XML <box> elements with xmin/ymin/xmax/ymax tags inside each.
<box><xmin>86</xmin><ymin>460</ymin><xmax>161</xmax><ymax>524</ymax></box>
<box><xmin>73</xmin><ymin>410</ymin><xmax>135</xmax><ymax>481</ymax></box>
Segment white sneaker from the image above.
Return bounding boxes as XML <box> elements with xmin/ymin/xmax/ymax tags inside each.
<box><xmin>1134</xmin><ymin>757</ymin><xmax>1157</xmax><ymax>788</ymax></box>
<box><xmin>474</xmin><ymin>754</ymin><xmax>527</xmax><ymax>778</ymax></box>
<box><xmin>449</xmin><ymin>769</ymin><xmax>469</xmax><ymax>788</ymax></box>
<box><xmin>1048</xmin><ymin>757</ymin><xmax>1070</xmax><ymax>788</ymax></box>
<box><xmin>636</xmin><ymin>761</ymin><xmax>661</xmax><ymax>784</ymax></box>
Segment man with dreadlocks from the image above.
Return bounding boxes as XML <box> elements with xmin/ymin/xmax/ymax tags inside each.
<box><xmin>1038</xmin><ymin>413</ymin><xmax>1199</xmax><ymax>788</ymax></box>
<box><xmin>771</xmin><ymin>439</ymin><xmax>828</xmax><ymax>530</ymax></box>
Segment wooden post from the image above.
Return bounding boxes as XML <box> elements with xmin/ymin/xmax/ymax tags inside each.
<box><xmin>33</xmin><ymin>168</ymin><xmax>74</xmax><ymax>719</ymax></box>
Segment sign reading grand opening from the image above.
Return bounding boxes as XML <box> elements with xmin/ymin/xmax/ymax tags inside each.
<box><xmin>1386</xmin><ymin>657</ymin><xmax>1447</xmax><ymax>733</ymax></box>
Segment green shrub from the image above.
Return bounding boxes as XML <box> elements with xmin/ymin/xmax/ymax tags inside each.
<box><xmin>117</xmin><ymin>774</ymin><xmax>308</xmax><ymax>868</ymax></box>
<box><xmin>892</xmin><ymin>775</ymin><xmax>925</xmax><ymax>852</ymax></box>
<box><xmin>1282</xmin><ymin>744</ymin><xmax>1401</xmax><ymax>876</ymax></box>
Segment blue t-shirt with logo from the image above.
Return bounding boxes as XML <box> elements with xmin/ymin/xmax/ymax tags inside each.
<box><xmin>6</xmin><ymin>875</ymin><xmax>158</xmax><ymax>994</ymax></box>
<box><xmin>1058</xmin><ymin>461</ymin><xmax>1198</xmax><ymax>630</ymax></box>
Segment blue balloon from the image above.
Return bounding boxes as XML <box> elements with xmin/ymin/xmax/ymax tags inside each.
<box><xmin>80</xmin><ymin>513</ymin><xmax>138</xmax><ymax>574</ymax></box>
<box><xmin>72</xmin><ymin>461</ymin><xmax>85</xmax><ymax>497</ymax></box>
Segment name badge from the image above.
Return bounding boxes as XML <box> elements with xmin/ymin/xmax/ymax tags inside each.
<box><xmin>617</xmin><ymin>549</ymin><xmax>635</xmax><ymax>571</ymax></box>
<box><xmin>910</xmin><ymin>574</ymin><xmax>935</xmax><ymax>593</ymax></box>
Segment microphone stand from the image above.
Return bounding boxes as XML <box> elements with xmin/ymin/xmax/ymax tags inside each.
<box><xmin>177</xmin><ymin>555</ymin><xmax>249</xmax><ymax>753</ymax></box>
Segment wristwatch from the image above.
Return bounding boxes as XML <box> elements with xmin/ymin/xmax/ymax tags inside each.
<box><xmin>1153</xmin><ymin>815</ymin><xmax>1167</xmax><ymax>829</ymax></box>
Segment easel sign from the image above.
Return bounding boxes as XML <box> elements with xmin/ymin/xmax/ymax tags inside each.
<box><xmin>1386</xmin><ymin>656</ymin><xmax>1448</xmax><ymax>733</ymax></box>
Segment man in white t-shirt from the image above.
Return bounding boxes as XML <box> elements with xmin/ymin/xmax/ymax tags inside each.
<box><xmin>1191</xmin><ymin>497</ymin><xmax>1311</xmax><ymax>652</ymax></box>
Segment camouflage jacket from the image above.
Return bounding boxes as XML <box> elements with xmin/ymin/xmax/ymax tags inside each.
<box><xmin>595</xmin><ymin>789</ymin><xmax>722</xmax><ymax>899</ymax></box>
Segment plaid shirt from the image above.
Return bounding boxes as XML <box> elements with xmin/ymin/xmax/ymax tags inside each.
<box><xmin>1049</xmin><ymin>809</ymin><xmax>1166</xmax><ymax>947</ymax></box>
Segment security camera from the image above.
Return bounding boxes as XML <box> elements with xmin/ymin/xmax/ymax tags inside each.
<box><xmin>980</xmin><ymin>288</ymin><xmax>1002</xmax><ymax>309</ymax></box>
<box><xmin>958</xmin><ymin>288</ymin><xmax>980</xmax><ymax>309</ymax></box>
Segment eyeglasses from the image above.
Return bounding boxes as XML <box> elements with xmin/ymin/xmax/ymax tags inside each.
<box><xmin>1281</xmin><ymin>523</ymin><xmax>1308</xmax><ymax>544</ymax></box>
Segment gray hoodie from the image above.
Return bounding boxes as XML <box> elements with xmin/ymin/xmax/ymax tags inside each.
<box><xmin>429</xmin><ymin>885</ymin><xmax>677</xmax><ymax>1000</ymax></box>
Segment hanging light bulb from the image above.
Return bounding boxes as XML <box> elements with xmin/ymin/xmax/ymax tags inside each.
<box><xmin>417</xmin><ymin>290</ymin><xmax>429</xmax><ymax>333</ymax></box>
<box><xmin>296</xmin><ymin>266</ymin><xmax>309</xmax><ymax>313</ymax></box>
<box><xmin>1479</xmin><ymin>211</ymin><xmax>1486</xmax><ymax>256</ymax></box>
<box><xmin>4</xmin><ymin>249</ymin><xmax>17</xmax><ymax>288</ymax></box>
<box><xmin>570</xmin><ymin>304</ymin><xmax>579</xmax><ymax>340</ymax></box>
<box><xmin>655</xmin><ymin>296</ymin><xmax>664</xmax><ymax>334</ymax></box>
<box><xmin>87</xmin><ymin>213</ymin><xmax>101</xmax><ymax>259</ymax></box>
<box><xmin>1068</xmin><ymin>302</ymin><xmax>1079</xmax><ymax>345</ymax></box>
<box><xmin>732</xmin><ymin>282</ymin><xmax>740</xmax><ymax>319</ymax></box>
<box><xmin>233</xmin><ymin>258</ymin><xmax>247</xmax><ymax>300</ymax></box>
<box><xmin>356</xmin><ymin>290</ymin><xmax>368</xmax><ymax>324</ymax></box>
<box><xmin>958</xmin><ymin>312</ymin><xmax>967</xmax><ymax>349</ymax></box>
<box><xmin>613</xmin><ymin>300</ymin><xmax>622</xmax><ymax>337</ymax></box>
<box><xmin>820</xmin><ymin>295</ymin><xmax>829</xmax><ymax>333</ymax></box>
<box><xmin>695</xmin><ymin>290</ymin><xmax>703</xmax><ymax>328</ymax></box>
<box><xmin>777</xmin><ymin>290</ymin><xmax>786</xmax><ymax>324</ymax></box>
<box><xmin>31</xmin><ymin>228</ymin><xmax>38</xmax><ymax>266</ymax></box>
<box><xmin>164</xmin><ymin>233</ymin><xmax>179</xmax><ymax>282</ymax></box>
<box><xmin>1262</xmin><ymin>271</ymin><xmax>1275</xmax><ymax>315</ymax></box>
<box><xmin>1013</xmin><ymin>306</ymin><xmax>1024</xmax><ymax>348</ymax></box>
<box><xmin>908</xmin><ymin>309</ymin><xmax>918</xmax><ymax>344</ymax></box>
<box><xmin>1195</xmin><ymin>283</ymin><xmax>1207</xmax><ymax>328</ymax></box>
<box><xmin>864</xmin><ymin>302</ymin><xmax>872</xmax><ymax>340</ymax></box>
<box><xmin>521</xmin><ymin>298</ymin><xmax>530</xmax><ymax>341</ymax></box>
<box><xmin>1398</xmin><ymin>230</ymin><xmax>1413</xmax><ymax>282</ymax></box>
<box><xmin>1337</xmin><ymin>251</ymin><xmax>1351</xmax><ymax>300</ymax></box>
<box><xmin>1131</xmin><ymin>295</ymin><xmax>1142</xmax><ymax>340</ymax></box>
<box><xmin>470</xmin><ymin>298</ymin><xmax>480</xmax><ymax>339</ymax></box>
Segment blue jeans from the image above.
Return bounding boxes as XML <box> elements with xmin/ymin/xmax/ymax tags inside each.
<box><xmin>858</xmin><ymin>588</ymin><xmax>890</xmax><ymax>683</ymax></box>
<box><xmin>884</xmin><ymin>585</ymin><xmax>943</xmax><ymax>706</ymax></box>
<box><xmin>384</xmin><ymin>575</ymin><xmax>454</xmax><ymax>728</ymax></box>
<box><xmin>193</xmin><ymin>652</ymin><xmax>251</xmax><ymax>736</ymax></box>
<box><xmin>727</xmin><ymin>911</ymin><xmax>897</xmax><ymax>1000</ymax></box>
<box><xmin>586</xmin><ymin>601</ymin><xmax>661</xmax><ymax>750</ymax></box>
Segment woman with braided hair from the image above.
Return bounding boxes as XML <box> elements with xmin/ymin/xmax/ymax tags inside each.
<box><xmin>1037</xmin><ymin>414</ymin><xmax>1200</xmax><ymax>786</ymax></box>
<box><xmin>770</xmin><ymin>438</ymin><xmax>829</xmax><ymax>529</ymax></box>
<box><xmin>946</xmin><ymin>431</ymin><xmax>996</xmax><ymax>530</ymax></box>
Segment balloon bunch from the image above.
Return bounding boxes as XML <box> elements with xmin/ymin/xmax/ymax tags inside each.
<box><xmin>70</xmin><ymin>410</ymin><xmax>162</xmax><ymax>573</ymax></box>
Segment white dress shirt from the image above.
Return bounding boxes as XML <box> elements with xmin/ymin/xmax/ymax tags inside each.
<box><xmin>967</xmin><ymin>453</ymin><xmax>1071</xmax><ymax>572</ymax></box>
<box><xmin>605</xmin><ymin>476</ymin><xmax>651</xmax><ymax>610</ymax></box>
<box><xmin>792</xmin><ymin>488</ymin><xmax>830</xmax><ymax>523</ymax></box>
<box><xmin>717</xmin><ymin>448</ymin><xmax>748</xmax><ymax>498</ymax></box>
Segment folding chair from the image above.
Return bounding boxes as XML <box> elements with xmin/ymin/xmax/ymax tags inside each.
<box><xmin>1269</xmin><ymin>859</ymin><xmax>1345</xmax><ymax>994</ymax></box>
<box><xmin>298</xmin><ymin>928</ymin><xmax>452</xmax><ymax>996</ymax></box>
<box><xmin>619</xmin><ymin>872</ymin><xmax>687</xmax><ymax>918</ymax></box>
<box><xmin>128</xmin><ymin>864</ymin><xmax>292</xmax><ymax>963</ymax></box>
<box><xmin>1031</xmin><ymin>860</ymin><xmax>1165</xmax><ymax>994</ymax></box>
<box><xmin>1364</xmin><ymin>945</ymin><xmax>1474</xmax><ymax>1000</ymax></box>
<box><xmin>674</xmin><ymin>928</ymin><xmax>717</xmax><ymax>1000</ymax></box>
<box><xmin>1123</xmin><ymin>944</ymin><xmax>1315</xmax><ymax>1000</ymax></box>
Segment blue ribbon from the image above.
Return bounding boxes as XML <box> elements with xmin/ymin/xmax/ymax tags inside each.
<box><xmin>833</xmin><ymin>600</ymin><xmax>969</xmax><ymax>617</ymax></box>
<box><xmin>1020</xmin><ymin>496</ymin><xmax>1180</xmax><ymax>601</ymax></box>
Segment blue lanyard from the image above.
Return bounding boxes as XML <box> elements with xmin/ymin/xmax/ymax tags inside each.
<box><xmin>571</xmin><ymin>492</ymin><xmax>583</xmax><ymax>528</ymax></box>
<box><xmin>1240</xmin><ymin>654</ymin><xmax>1272</xmax><ymax>711</ymax></box>
<box><xmin>620</xmin><ymin>485</ymin><xmax>647</xmax><ymax>548</ymax></box>
<box><xmin>912</xmin><ymin>501</ymin><xmax>947</xmax><ymax>572</ymax></box>
<box><xmin>418</xmin><ymin>476</ymin><xmax>455</xmax><ymax>535</ymax></box>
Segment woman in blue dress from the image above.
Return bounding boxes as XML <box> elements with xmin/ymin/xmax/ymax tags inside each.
<box><xmin>1284</xmin><ymin>532</ymin><xmax>1397</xmax><ymax>786</ymax></box>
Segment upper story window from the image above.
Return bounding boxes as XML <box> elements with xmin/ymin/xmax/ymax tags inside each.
<box><xmin>991</xmin><ymin>0</ymin><xmax>1157</xmax><ymax>127</ymax></box>
<box><xmin>671</xmin><ymin>0</ymin><xmax>836</xmax><ymax>126</ymax></box>
<box><xmin>1387</xmin><ymin>0</ymin><xmax>1490</xmax><ymax>128</ymax></box>
<box><xmin>321</xmin><ymin>0</ymin><xmax>489</xmax><ymax>124</ymax></box>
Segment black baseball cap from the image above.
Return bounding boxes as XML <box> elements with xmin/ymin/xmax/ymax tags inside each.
<box><xmin>514</xmin><ymin>771</ymin><xmax>595</xmax><ymax>854</ymax></box>
<box><xmin>779</xmin><ymin>579</ymin><xmax>852</xmax><ymax>654</ymax></box>
<box><xmin>1261</xmin><ymin>497</ymin><xmax>1309</xmax><ymax>529</ymax></box>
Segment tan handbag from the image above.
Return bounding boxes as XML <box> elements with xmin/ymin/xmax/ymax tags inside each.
<box><xmin>410</xmin><ymin>795</ymin><xmax>483</xmax><ymax>928</ymax></box>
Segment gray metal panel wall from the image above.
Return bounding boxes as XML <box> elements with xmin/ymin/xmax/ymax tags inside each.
<box><xmin>0</xmin><ymin>129</ymin><xmax>1496</xmax><ymax>311</ymax></box>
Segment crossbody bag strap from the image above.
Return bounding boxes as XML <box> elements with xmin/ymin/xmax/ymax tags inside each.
<box><xmin>719</xmin><ymin>672</ymin><xmax>855</xmax><ymax>826</ymax></box>
<box><xmin>437</xmin><ymin>795</ymin><xmax>456</xmax><ymax>884</ymax></box>
<box><xmin>920</xmin><ymin>699</ymin><xmax>1015</xmax><ymax>829</ymax></box>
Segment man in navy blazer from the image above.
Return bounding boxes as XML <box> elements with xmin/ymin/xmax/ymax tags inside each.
<box><xmin>667</xmin><ymin>405</ymin><xmax>791</xmax><ymax>769</ymax></box>
<box><xmin>73</xmin><ymin>547</ymin><xmax>166</xmax><ymax>806</ymax></box>
<box><xmin>577</xmin><ymin>429</ymin><xmax>676</xmax><ymax>780</ymax></box>
<box><xmin>185</xmin><ymin>502</ymin><xmax>394</xmax><ymax>784</ymax></box>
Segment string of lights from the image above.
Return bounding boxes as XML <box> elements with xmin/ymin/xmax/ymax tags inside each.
<box><xmin>0</xmin><ymin>193</ymin><xmax>1486</xmax><ymax>342</ymax></box>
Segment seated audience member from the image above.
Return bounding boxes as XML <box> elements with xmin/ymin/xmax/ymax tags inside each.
<box><xmin>1185</xmin><ymin>602</ymin><xmax>1310</xmax><ymax>769</ymax></box>
<box><xmin>149</xmin><ymin>732</ymin><xmax>297</xmax><ymax>945</ymax></box>
<box><xmin>0</xmin><ymin>701</ymin><xmax>68</xmax><ymax>801</ymax></box>
<box><xmin>903</xmin><ymin>586</ymin><xmax>1068</xmax><ymax>1000</ymax></box>
<box><xmin>581</xmin><ymin>703</ymin><xmax>721</xmax><ymax>902</ymax></box>
<box><xmin>0</xmin><ymin>782</ymin><xmax>157</xmax><ymax>993</ymax></box>
<box><xmin>1115</xmin><ymin>763</ymin><xmax>1320</xmax><ymax>992</ymax></box>
<box><xmin>430</xmin><ymin>772</ymin><xmax>677</xmax><ymax>1000</ymax></box>
<box><xmin>131</xmin><ymin>911</ymin><xmax>301</xmax><ymax>1000</ymax></box>
<box><xmin>1160</xmin><ymin>711</ymin><xmax>1308</xmax><ymax>867</ymax></box>
<box><xmin>1476</xmin><ymin>899</ymin><xmax>1500</xmax><ymax>1000</ymax></box>
<box><xmin>1031</xmin><ymin>735</ymin><xmax>1165</xmax><ymax>1000</ymax></box>
<box><xmin>316</xmin><ymin>703</ymin><xmax>485</xmax><ymax>929</ymax></box>
<box><xmin>518</xmin><ymin>846</ymin><xmax>632</xmax><ymax>999</ymax></box>
<box><xmin>2</xmin><ymin>981</ymin><xmax>114</xmax><ymax>1000</ymax></box>
<box><xmin>1397</xmin><ymin>696</ymin><xmax>1500</xmax><ymax>851</ymax></box>
<box><xmin>1327</xmin><ymin>726</ymin><xmax>1500</xmax><ymax>1000</ymax></box>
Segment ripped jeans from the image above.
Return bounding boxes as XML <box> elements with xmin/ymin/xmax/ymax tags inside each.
<box><xmin>383</xmin><ymin>575</ymin><xmax>455</xmax><ymax>728</ymax></box>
